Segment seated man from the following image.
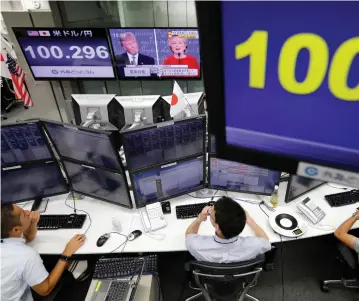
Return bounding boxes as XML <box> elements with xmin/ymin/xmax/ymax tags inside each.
<box><xmin>185</xmin><ymin>196</ymin><xmax>271</xmax><ymax>263</ymax></box>
<box><xmin>1</xmin><ymin>204</ymin><xmax>86</xmax><ymax>301</ymax></box>
<box><xmin>334</xmin><ymin>209</ymin><xmax>359</xmax><ymax>263</ymax></box>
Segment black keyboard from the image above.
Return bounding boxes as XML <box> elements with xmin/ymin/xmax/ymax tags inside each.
<box><xmin>325</xmin><ymin>190</ymin><xmax>359</xmax><ymax>207</ymax></box>
<box><xmin>93</xmin><ymin>255</ymin><xmax>158</xmax><ymax>279</ymax></box>
<box><xmin>38</xmin><ymin>214</ymin><xmax>86</xmax><ymax>230</ymax></box>
<box><xmin>106</xmin><ymin>280</ymin><xmax>131</xmax><ymax>301</ymax></box>
<box><xmin>176</xmin><ymin>202</ymin><xmax>212</xmax><ymax>219</ymax></box>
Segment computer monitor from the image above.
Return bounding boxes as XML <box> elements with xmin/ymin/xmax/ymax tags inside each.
<box><xmin>209</xmin><ymin>134</ymin><xmax>216</xmax><ymax>154</ymax></box>
<box><xmin>285</xmin><ymin>175</ymin><xmax>325</xmax><ymax>203</ymax></box>
<box><xmin>71</xmin><ymin>94</ymin><xmax>125</xmax><ymax>130</ymax></box>
<box><xmin>1</xmin><ymin>121</ymin><xmax>53</xmax><ymax>166</ymax></box>
<box><xmin>63</xmin><ymin>160</ymin><xmax>132</xmax><ymax>208</ymax></box>
<box><xmin>209</xmin><ymin>156</ymin><xmax>280</xmax><ymax>195</ymax></box>
<box><xmin>197</xmin><ymin>2</ymin><xmax>359</xmax><ymax>183</ymax></box>
<box><xmin>115</xmin><ymin>95</ymin><xmax>167</xmax><ymax>125</ymax></box>
<box><xmin>1</xmin><ymin>161</ymin><xmax>69</xmax><ymax>204</ymax></box>
<box><xmin>122</xmin><ymin>115</ymin><xmax>206</xmax><ymax>171</ymax></box>
<box><xmin>131</xmin><ymin>156</ymin><xmax>205</xmax><ymax>208</ymax></box>
<box><xmin>43</xmin><ymin>120</ymin><xmax>123</xmax><ymax>172</ymax></box>
<box><xmin>162</xmin><ymin>92</ymin><xmax>205</xmax><ymax>120</ymax></box>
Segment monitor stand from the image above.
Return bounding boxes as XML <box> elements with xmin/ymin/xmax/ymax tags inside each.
<box><xmin>31</xmin><ymin>198</ymin><xmax>49</xmax><ymax>212</ymax></box>
<box><xmin>196</xmin><ymin>188</ymin><xmax>214</xmax><ymax>198</ymax></box>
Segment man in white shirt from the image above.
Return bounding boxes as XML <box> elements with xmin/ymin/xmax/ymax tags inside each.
<box><xmin>334</xmin><ymin>209</ymin><xmax>359</xmax><ymax>264</ymax></box>
<box><xmin>185</xmin><ymin>196</ymin><xmax>271</xmax><ymax>263</ymax></box>
<box><xmin>1</xmin><ymin>204</ymin><xmax>86</xmax><ymax>301</ymax></box>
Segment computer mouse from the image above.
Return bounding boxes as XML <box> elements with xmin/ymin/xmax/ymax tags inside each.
<box><xmin>96</xmin><ymin>233</ymin><xmax>111</xmax><ymax>247</ymax></box>
<box><xmin>128</xmin><ymin>230</ymin><xmax>142</xmax><ymax>241</ymax></box>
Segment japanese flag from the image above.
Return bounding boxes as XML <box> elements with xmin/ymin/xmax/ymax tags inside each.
<box><xmin>39</xmin><ymin>30</ymin><xmax>50</xmax><ymax>36</ymax></box>
<box><xmin>170</xmin><ymin>81</ymin><xmax>187</xmax><ymax>117</ymax></box>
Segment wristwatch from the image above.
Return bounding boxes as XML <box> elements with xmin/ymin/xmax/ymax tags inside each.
<box><xmin>60</xmin><ymin>255</ymin><xmax>71</xmax><ymax>262</ymax></box>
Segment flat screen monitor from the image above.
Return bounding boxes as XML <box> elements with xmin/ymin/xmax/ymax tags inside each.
<box><xmin>63</xmin><ymin>160</ymin><xmax>132</xmax><ymax>208</ymax></box>
<box><xmin>1</xmin><ymin>122</ymin><xmax>53</xmax><ymax>166</ymax></box>
<box><xmin>122</xmin><ymin>115</ymin><xmax>205</xmax><ymax>171</ymax></box>
<box><xmin>13</xmin><ymin>28</ymin><xmax>115</xmax><ymax>80</ymax></box>
<box><xmin>209</xmin><ymin>156</ymin><xmax>280</xmax><ymax>195</ymax></box>
<box><xmin>108</xmin><ymin>28</ymin><xmax>201</xmax><ymax>79</ymax></box>
<box><xmin>197</xmin><ymin>2</ymin><xmax>359</xmax><ymax>185</ymax></box>
<box><xmin>1</xmin><ymin>161</ymin><xmax>69</xmax><ymax>204</ymax></box>
<box><xmin>285</xmin><ymin>175</ymin><xmax>325</xmax><ymax>203</ymax></box>
<box><xmin>131</xmin><ymin>156</ymin><xmax>205</xmax><ymax>207</ymax></box>
<box><xmin>43</xmin><ymin>121</ymin><xmax>123</xmax><ymax>172</ymax></box>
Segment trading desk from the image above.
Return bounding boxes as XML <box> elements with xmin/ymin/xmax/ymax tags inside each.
<box><xmin>23</xmin><ymin>182</ymin><xmax>358</xmax><ymax>255</ymax></box>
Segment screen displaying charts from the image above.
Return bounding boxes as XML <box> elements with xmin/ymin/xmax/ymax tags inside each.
<box><xmin>122</xmin><ymin>116</ymin><xmax>205</xmax><ymax>171</ymax></box>
<box><xmin>209</xmin><ymin>157</ymin><xmax>280</xmax><ymax>195</ymax></box>
<box><xmin>1</xmin><ymin>122</ymin><xmax>52</xmax><ymax>166</ymax></box>
<box><xmin>13</xmin><ymin>28</ymin><xmax>115</xmax><ymax>79</ymax></box>
<box><xmin>109</xmin><ymin>28</ymin><xmax>201</xmax><ymax>79</ymax></box>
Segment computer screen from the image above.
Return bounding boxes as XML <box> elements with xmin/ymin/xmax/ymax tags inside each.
<box><xmin>13</xmin><ymin>28</ymin><xmax>115</xmax><ymax>80</ymax></box>
<box><xmin>131</xmin><ymin>156</ymin><xmax>205</xmax><ymax>207</ymax></box>
<box><xmin>63</xmin><ymin>160</ymin><xmax>132</xmax><ymax>208</ymax></box>
<box><xmin>197</xmin><ymin>2</ymin><xmax>359</xmax><ymax>184</ymax></box>
<box><xmin>209</xmin><ymin>134</ymin><xmax>216</xmax><ymax>154</ymax></box>
<box><xmin>109</xmin><ymin>28</ymin><xmax>201</xmax><ymax>79</ymax></box>
<box><xmin>1</xmin><ymin>122</ymin><xmax>53</xmax><ymax>166</ymax></box>
<box><xmin>209</xmin><ymin>156</ymin><xmax>280</xmax><ymax>195</ymax></box>
<box><xmin>1</xmin><ymin>161</ymin><xmax>69</xmax><ymax>204</ymax></box>
<box><xmin>122</xmin><ymin>116</ymin><xmax>205</xmax><ymax>171</ymax></box>
<box><xmin>285</xmin><ymin>175</ymin><xmax>325</xmax><ymax>203</ymax></box>
<box><xmin>44</xmin><ymin>121</ymin><xmax>123</xmax><ymax>172</ymax></box>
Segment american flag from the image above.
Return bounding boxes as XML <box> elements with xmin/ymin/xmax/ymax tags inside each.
<box><xmin>4</xmin><ymin>52</ymin><xmax>33</xmax><ymax>107</ymax></box>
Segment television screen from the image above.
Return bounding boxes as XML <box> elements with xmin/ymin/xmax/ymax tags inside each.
<box><xmin>109</xmin><ymin>28</ymin><xmax>201</xmax><ymax>79</ymax></box>
<box><xmin>197</xmin><ymin>2</ymin><xmax>359</xmax><ymax>187</ymax></box>
<box><xmin>13</xmin><ymin>28</ymin><xmax>115</xmax><ymax>79</ymax></box>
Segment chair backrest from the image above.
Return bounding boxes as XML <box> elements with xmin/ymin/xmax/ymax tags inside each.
<box><xmin>188</xmin><ymin>255</ymin><xmax>265</xmax><ymax>301</ymax></box>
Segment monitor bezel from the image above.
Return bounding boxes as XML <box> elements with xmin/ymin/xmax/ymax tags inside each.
<box><xmin>1</xmin><ymin>121</ymin><xmax>56</xmax><ymax>168</ymax></box>
<box><xmin>284</xmin><ymin>175</ymin><xmax>326</xmax><ymax>204</ymax></box>
<box><xmin>121</xmin><ymin>114</ymin><xmax>206</xmax><ymax>171</ymax></box>
<box><xmin>1</xmin><ymin>160</ymin><xmax>69</xmax><ymax>204</ymax></box>
<box><xmin>130</xmin><ymin>155</ymin><xmax>206</xmax><ymax>208</ymax></box>
<box><xmin>208</xmin><ymin>154</ymin><xmax>280</xmax><ymax>196</ymax></box>
<box><xmin>196</xmin><ymin>2</ymin><xmax>359</xmax><ymax>175</ymax></box>
<box><xmin>41</xmin><ymin>119</ymin><xmax>124</xmax><ymax>173</ymax></box>
<box><xmin>12</xmin><ymin>27</ymin><xmax>117</xmax><ymax>81</ymax></box>
<box><xmin>61</xmin><ymin>158</ymin><xmax>133</xmax><ymax>209</ymax></box>
<box><xmin>107</xmin><ymin>27</ymin><xmax>202</xmax><ymax>81</ymax></box>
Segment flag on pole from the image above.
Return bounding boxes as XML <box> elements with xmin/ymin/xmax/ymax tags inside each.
<box><xmin>170</xmin><ymin>81</ymin><xmax>186</xmax><ymax>117</ymax></box>
<box><xmin>4</xmin><ymin>51</ymin><xmax>33</xmax><ymax>107</ymax></box>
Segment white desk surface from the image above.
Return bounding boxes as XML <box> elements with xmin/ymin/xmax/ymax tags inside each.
<box><xmin>23</xmin><ymin>182</ymin><xmax>358</xmax><ymax>255</ymax></box>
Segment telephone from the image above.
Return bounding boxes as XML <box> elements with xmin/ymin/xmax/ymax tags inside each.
<box><xmin>297</xmin><ymin>197</ymin><xmax>326</xmax><ymax>224</ymax></box>
<box><xmin>140</xmin><ymin>202</ymin><xmax>167</xmax><ymax>232</ymax></box>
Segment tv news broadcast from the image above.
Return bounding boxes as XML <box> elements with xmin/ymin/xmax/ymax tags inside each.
<box><xmin>109</xmin><ymin>28</ymin><xmax>201</xmax><ymax>79</ymax></box>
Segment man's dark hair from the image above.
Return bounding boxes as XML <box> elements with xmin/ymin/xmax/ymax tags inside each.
<box><xmin>214</xmin><ymin>197</ymin><xmax>246</xmax><ymax>239</ymax></box>
<box><xmin>1</xmin><ymin>204</ymin><xmax>20</xmax><ymax>239</ymax></box>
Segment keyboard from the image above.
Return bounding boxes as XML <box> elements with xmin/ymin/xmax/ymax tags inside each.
<box><xmin>38</xmin><ymin>214</ymin><xmax>86</xmax><ymax>230</ymax></box>
<box><xmin>325</xmin><ymin>190</ymin><xmax>359</xmax><ymax>207</ymax></box>
<box><xmin>93</xmin><ymin>255</ymin><xmax>158</xmax><ymax>279</ymax></box>
<box><xmin>176</xmin><ymin>202</ymin><xmax>213</xmax><ymax>219</ymax></box>
<box><xmin>106</xmin><ymin>280</ymin><xmax>131</xmax><ymax>301</ymax></box>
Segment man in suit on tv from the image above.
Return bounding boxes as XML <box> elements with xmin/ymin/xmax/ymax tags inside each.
<box><xmin>115</xmin><ymin>32</ymin><xmax>155</xmax><ymax>77</ymax></box>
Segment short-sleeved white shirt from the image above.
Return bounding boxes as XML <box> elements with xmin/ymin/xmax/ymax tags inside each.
<box><xmin>186</xmin><ymin>234</ymin><xmax>271</xmax><ymax>263</ymax></box>
<box><xmin>1</xmin><ymin>237</ymin><xmax>49</xmax><ymax>301</ymax></box>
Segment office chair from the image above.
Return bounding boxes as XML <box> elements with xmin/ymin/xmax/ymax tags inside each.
<box><xmin>321</xmin><ymin>243</ymin><xmax>359</xmax><ymax>292</ymax></box>
<box><xmin>185</xmin><ymin>254</ymin><xmax>265</xmax><ymax>301</ymax></box>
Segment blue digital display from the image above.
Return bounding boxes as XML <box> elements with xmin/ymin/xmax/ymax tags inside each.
<box><xmin>209</xmin><ymin>157</ymin><xmax>280</xmax><ymax>195</ymax></box>
<box><xmin>14</xmin><ymin>28</ymin><xmax>114</xmax><ymax>79</ymax></box>
<box><xmin>1</xmin><ymin>162</ymin><xmax>68</xmax><ymax>204</ymax></box>
<box><xmin>44</xmin><ymin>122</ymin><xmax>123</xmax><ymax>172</ymax></box>
<box><xmin>132</xmin><ymin>156</ymin><xmax>205</xmax><ymax>207</ymax></box>
<box><xmin>63</xmin><ymin>160</ymin><xmax>131</xmax><ymax>208</ymax></box>
<box><xmin>1</xmin><ymin>123</ymin><xmax>52</xmax><ymax>166</ymax></box>
<box><xmin>123</xmin><ymin>117</ymin><xmax>205</xmax><ymax>171</ymax></box>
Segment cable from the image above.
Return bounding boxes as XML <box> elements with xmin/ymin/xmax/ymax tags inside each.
<box><xmin>65</xmin><ymin>193</ymin><xmax>92</xmax><ymax>235</ymax></box>
<box><xmin>258</xmin><ymin>203</ymin><xmax>269</xmax><ymax>217</ymax></box>
<box><xmin>20</xmin><ymin>201</ymin><xmax>32</xmax><ymax>209</ymax></box>
<box><xmin>326</xmin><ymin>183</ymin><xmax>348</xmax><ymax>190</ymax></box>
<box><xmin>211</xmin><ymin>190</ymin><xmax>218</xmax><ymax>201</ymax></box>
<box><xmin>143</xmin><ymin>232</ymin><xmax>166</xmax><ymax>241</ymax></box>
<box><xmin>152</xmin><ymin>273</ymin><xmax>162</xmax><ymax>301</ymax></box>
<box><xmin>108</xmin><ymin>232</ymin><xmax>129</xmax><ymax>253</ymax></box>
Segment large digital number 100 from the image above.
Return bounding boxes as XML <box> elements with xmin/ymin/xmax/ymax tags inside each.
<box><xmin>235</xmin><ymin>31</ymin><xmax>359</xmax><ymax>101</ymax></box>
